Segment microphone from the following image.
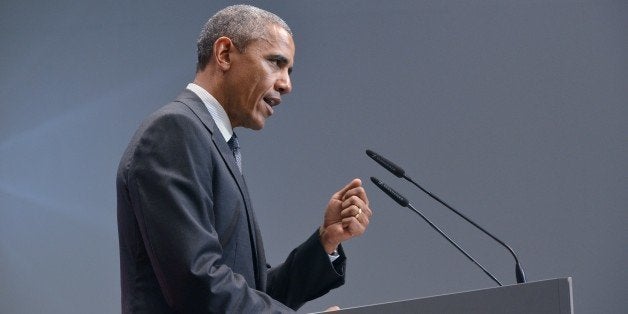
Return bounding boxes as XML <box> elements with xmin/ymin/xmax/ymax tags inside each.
<box><xmin>366</xmin><ymin>149</ymin><xmax>405</xmax><ymax>177</ymax></box>
<box><xmin>367</xmin><ymin>149</ymin><xmax>526</xmax><ymax>284</ymax></box>
<box><xmin>370</xmin><ymin>176</ymin><xmax>409</xmax><ymax>207</ymax></box>
<box><xmin>370</xmin><ymin>177</ymin><xmax>503</xmax><ymax>286</ymax></box>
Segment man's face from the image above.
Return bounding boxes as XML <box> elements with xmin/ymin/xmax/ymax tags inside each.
<box><xmin>224</xmin><ymin>24</ymin><xmax>295</xmax><ymax>130</ymax></box>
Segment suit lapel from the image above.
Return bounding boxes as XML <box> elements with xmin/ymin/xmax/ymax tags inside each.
<box><xmin>175</xmin><ymin>90</ymin><xmax>264</xmax><ymax>287</ymax></box>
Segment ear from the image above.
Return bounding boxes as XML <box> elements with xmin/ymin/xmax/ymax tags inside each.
<box><xmin>213</xmin><ymin>37</ymin><xmax>235</xmax><ymax>71</ymax></box>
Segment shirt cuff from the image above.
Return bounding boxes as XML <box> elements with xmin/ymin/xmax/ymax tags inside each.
<box><xmin>328</xmin><ymin>249</ymin><xmax>340</xmax><ymax>263</ymax></box>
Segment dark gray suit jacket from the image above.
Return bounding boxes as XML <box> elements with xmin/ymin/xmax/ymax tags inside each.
<box><xmin>117</xmin><ymin>89</ymin><xmax>345</xmax><ymax>313</ymax></box>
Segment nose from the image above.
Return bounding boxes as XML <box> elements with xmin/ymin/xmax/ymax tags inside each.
<box><xmin>275</xmin><ymin>70</ymin><xmax>292</xmax><ymax>95</ymax></box>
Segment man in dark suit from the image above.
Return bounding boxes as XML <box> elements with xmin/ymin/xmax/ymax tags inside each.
<box><xmin>116</xmin><ymin>5</ymin><xmax>373</xmax><ymax>313</ymax></box>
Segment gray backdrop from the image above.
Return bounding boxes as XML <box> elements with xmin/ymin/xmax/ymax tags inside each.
<box><xmin>1</xmin><ymin>0</ymin><xmax>626</xmax><ymax>313</ymax></box>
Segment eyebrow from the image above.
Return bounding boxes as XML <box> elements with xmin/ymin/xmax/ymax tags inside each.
<box><xmin>267</xmin><ymin>54</ymin><xmax>293</xmax><ymax>74</ymax></box>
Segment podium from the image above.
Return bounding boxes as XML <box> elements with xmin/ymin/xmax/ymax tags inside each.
<box><xmin>336</xmin><ymin>277</ymin><xmax>573</xmax><ymax>314</ymax></box>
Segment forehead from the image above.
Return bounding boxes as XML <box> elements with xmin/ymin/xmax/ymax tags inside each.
<box><xmin>250</xmin><ymin>24</ymin><xmax>295</xmax><ymax>64</ymax></box>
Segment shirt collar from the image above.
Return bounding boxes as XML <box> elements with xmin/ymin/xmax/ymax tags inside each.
<box><xmin>186</xmin><ymin>83</ymin><xmax>233</xmax><ymax>142</ymax></box>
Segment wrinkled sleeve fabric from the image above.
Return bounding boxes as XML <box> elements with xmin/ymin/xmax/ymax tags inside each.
<box><xmin>266</xmin><ymin>231</ymin><xmax>346</xmax><ymax>310</ymax></box>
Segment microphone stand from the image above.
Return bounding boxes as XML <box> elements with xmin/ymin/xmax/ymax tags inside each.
<box><xmin>404</xmin><ymin>175</ymin><xmax>526</xmax><ymax>284</ymax></box>
<box><xmin>371</xmin><ymin>177</ymin><xmax>503</xmax><ymax>286</ymax></box>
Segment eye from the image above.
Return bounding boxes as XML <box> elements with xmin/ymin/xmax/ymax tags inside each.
<box><xmin>266</xmin><ymin>54</ymin><xmax>292</xmax><ymax>75</ymax></box>
<box><xmin>267</xmin><ymin>58</ymin><xmax>281</xmax><ymax>68</ymax></box>
<box><xmin>267</xmin><ymin>55</ymin><xmax>288</xmax><ymax>68</ymax></box>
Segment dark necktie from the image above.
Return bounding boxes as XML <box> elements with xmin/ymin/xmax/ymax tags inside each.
<box><xmin>227</xmin><ymin>133</ymin><xmax>242</xmax><ymax>173</ymax></box>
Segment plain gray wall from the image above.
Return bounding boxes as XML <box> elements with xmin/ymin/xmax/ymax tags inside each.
<box><xmin>1</xmin><ymin>1</ymin><xmax>626</xmax><ymax>313</ymax></box>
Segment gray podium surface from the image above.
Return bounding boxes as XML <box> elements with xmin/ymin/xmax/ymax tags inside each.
<box><xmin>333</xmin><ymin>278</ymin><xmax>573</xmax><ymax>314</ymax></box>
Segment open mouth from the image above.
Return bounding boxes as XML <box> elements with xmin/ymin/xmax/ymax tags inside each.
<box><xmin>262</xmin><ymin>97</ymin><xmax>275</xmax><ymax>115</ymax></box>
<box><xmin>263</xmin><ymin>96</ymin><xmax>278</xmax><ymax>107</ymax></box>
<box><xmin>263</xmin><ymin>96</ymin><xmax>281</xmax><ymax>115</ymax></box>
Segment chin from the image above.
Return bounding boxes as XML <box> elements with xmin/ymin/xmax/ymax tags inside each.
<box><xmin>242</xmin><ymin>114</ymin><xmax>266</xmax><ymax>130</ymax></box>
<box><xmin>247</xmin><ymin>121</ymin><xmax>265</xmax><ymax>130</ymax></box>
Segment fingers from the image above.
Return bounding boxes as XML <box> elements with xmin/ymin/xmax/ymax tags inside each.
<box><xmin>354</xmin><ymin>208</ymin><xmax>370</xmax><ymax>227</ymax></box>
<box><xmin>342</xmin><ymin>184</ymin><xmax>370</xmax><ymax>211</ymax></box>
<box><xmin>338</xmin><ymin>179</ymin><xmax>373</xmax><ymax>229</ymax></box>
<box><xmin>332</xmin><ymin>178</ymin><xmax>362</xmax><ymax>200</ymax></box>
<box><xmin>341</xmin><ymin>215</ymin><xmax>367</xmax><ymax>236</ymax></box>
<box><xmin>340</xmin><ymin>205</ymin><xmax>370</xmax><ymax>225</ymax></box>
<box><xmin>324</xmin><ymin>177</ymin><xmax>373</xmax><ymax>241</ymax></box>
<box><xmin>340</xmin><ymin>205</ymin><xmax>361</xmax><ymax>217</ymax></box>
<box><xmin>340</xmin><ymin>201</ymin><xmax>371</xmax><ymax>237</ymax></box>
<box><xmin>341</xmin><ymin>195</ymin><xmax>373</xmax><ymax>219</ymax></box>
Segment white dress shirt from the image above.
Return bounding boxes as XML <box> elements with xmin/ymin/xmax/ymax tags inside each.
<box><xmin>186</xmin><ymin>83</ymin><xmax>233</xmax><ymax>142</ymax></box>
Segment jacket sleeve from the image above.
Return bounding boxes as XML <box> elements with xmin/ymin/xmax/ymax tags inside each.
<box><xmin>121</xmin><ymin>107</ymin><xmax>294</xmax><ymax>313</ymax></box>
<box><xmin>266</xmin><ymin>230</ymin><xmax>346</xmax><ymax>310</ymax></box>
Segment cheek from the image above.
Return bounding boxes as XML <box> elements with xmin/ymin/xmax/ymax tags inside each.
<box><xmin>252</xmin><ymin>78</ymin><xmax>274</xmax><ymax>104</ymax></box>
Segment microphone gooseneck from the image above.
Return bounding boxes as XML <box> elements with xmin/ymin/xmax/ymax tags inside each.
<box><xmin>370</xmin><ymin>177</ymin><xmax>503</xmax><ymax>286</ymax></box>
<box><xmin>367</xmin><ymin>149</ymin><xmax>526</xmax><ymax>284</ymax></box>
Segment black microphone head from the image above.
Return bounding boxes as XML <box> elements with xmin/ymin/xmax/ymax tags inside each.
<box><xmin>366</xmin><ymin>149</ymin><xmax>405</xmax><ymax>178</ymax></box>
<box><xmin>370</xmin><ymin>176</ymin><xmax>410</xmax><ymax>207</ymax></box>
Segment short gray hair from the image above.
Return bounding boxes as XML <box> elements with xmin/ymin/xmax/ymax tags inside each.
<box><xmin>196</xmin><ymin>5</ymin><xmax>292</xmax><ymax>71</ymax></box>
